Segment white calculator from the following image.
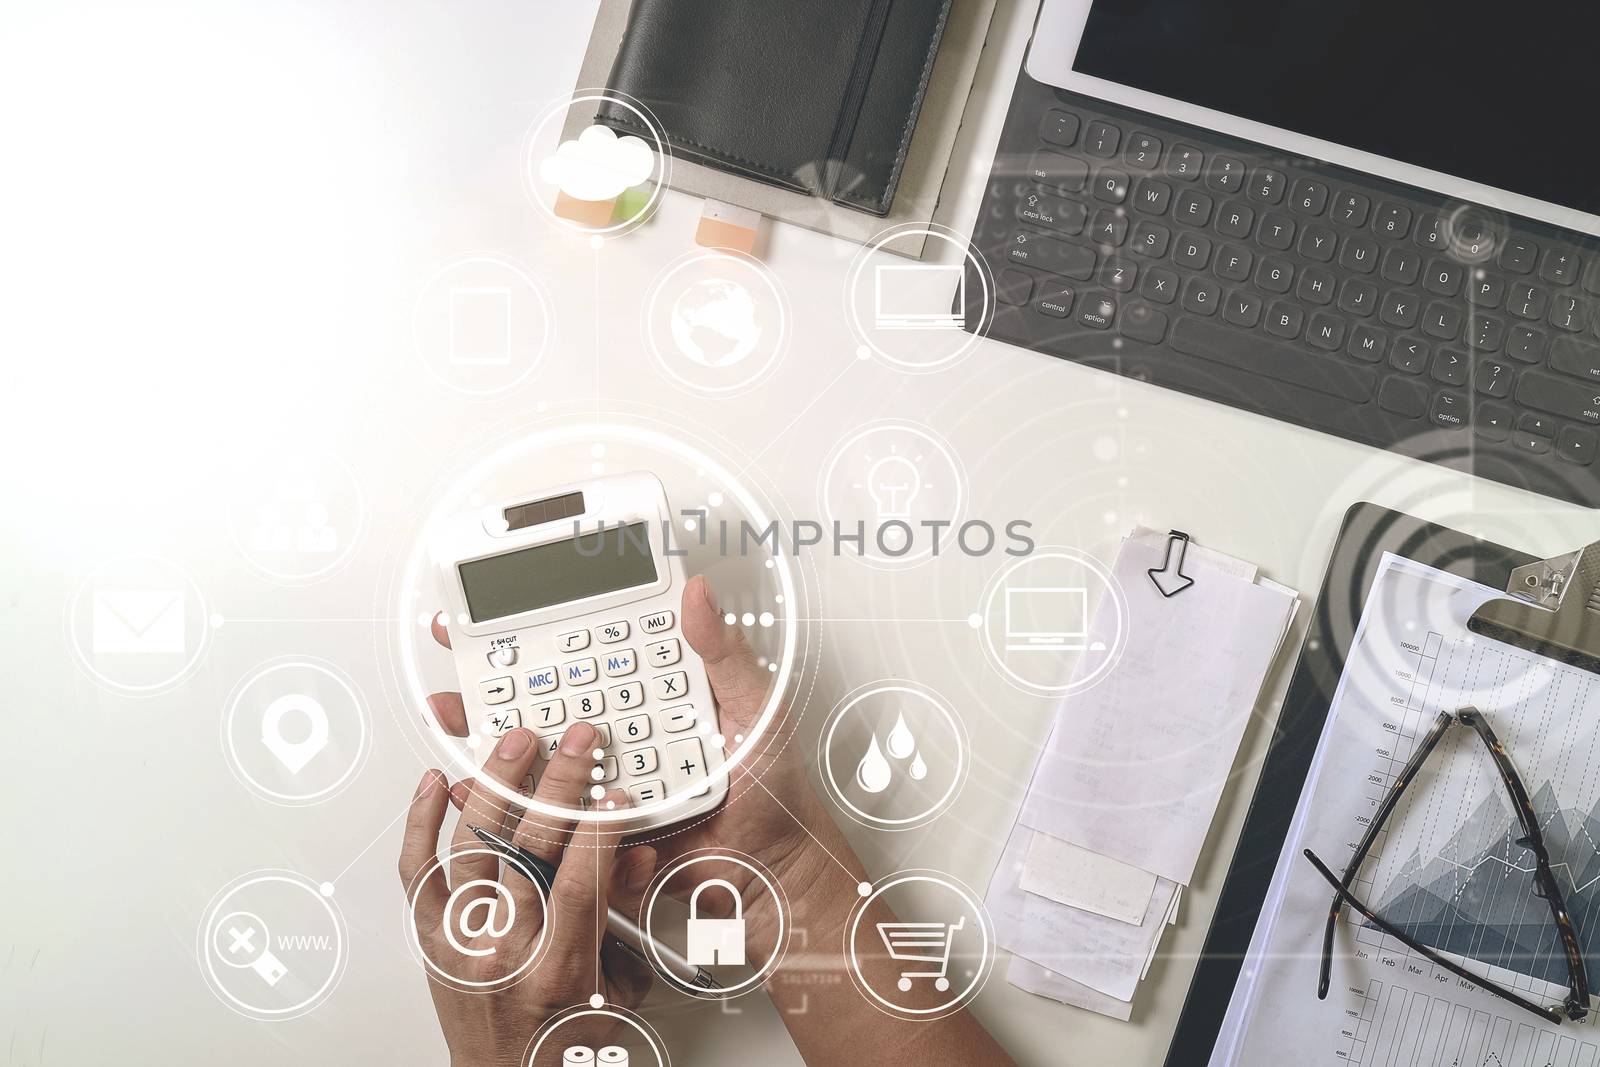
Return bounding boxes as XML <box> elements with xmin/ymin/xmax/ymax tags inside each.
<box><xmin>434</xmin><ymin>471</ymin><xmax>726</xmax><ymax>830</ymax></box>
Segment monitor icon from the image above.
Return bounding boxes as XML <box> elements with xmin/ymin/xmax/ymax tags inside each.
<box><xmin>1004</xmin><ymin>586</ymin><xmax>1101</xmax><ymax>653</ymax></box>
<box><xmin>873</xmin><ymin>264</ymin><xmax>965</xmax><ymax>330</ymax></box>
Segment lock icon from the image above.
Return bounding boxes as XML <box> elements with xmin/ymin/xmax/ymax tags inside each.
<box><xmin>685</xmin><ymin>878</ymin><xmax>745</xmax><ymax>966</ymax></box>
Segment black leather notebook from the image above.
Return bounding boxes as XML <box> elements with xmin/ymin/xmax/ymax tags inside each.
<box><xmin>598</xmin><ymin>0</ymin><xmax>952</xmax><ymax>217</ymax></box>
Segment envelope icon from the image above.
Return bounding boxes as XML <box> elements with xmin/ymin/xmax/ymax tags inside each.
<box><xmin>93</xmin><ymin>589</ymin><xmax>186</xmax><ymax>655</ymax></box>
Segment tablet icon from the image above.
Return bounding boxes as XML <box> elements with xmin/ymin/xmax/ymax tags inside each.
<box><xmin>1003</xmin><ymin>586</ymin><xmax>1100</xmax><ymax>653</ymax></box>
<box><xmin>260</xmin><ymin>693</ymin><xmax>331</xmax><ymax>775</ymax></box>
<box><xmin>874</xmin><ymin>264</ymin><xmax>965</xmax><ymax>330</ymax></box>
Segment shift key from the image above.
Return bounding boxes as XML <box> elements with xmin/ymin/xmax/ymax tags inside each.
<box><xmin>1517</xmin><ymin>370</ymin><xmax>1600</xmax><ymax>424</ymax></box>
<box><xmin>1007</xmin><ymin>233</ymin><xmax>1096</xmax><ymax>280</ymax></box>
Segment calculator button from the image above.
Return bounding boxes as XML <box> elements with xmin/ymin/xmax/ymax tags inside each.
<box><xmin>622</xmin><ymin>746</ymin><xmax>659</xmax><ymax>776</ymax></box>
<box><xmin>525</xmin><ymin>666</ymin><xmax>558</xmax><ymax>695</ymax></box>
<box><xmin>595</xmin><ymin>756</ymin><xmax>619</xmax><ymax>784</ymax></box>
<box><xmin>628</xmin><ymin>779</ymin><xmax>666</xmax><ymax>805</ymax></box>
<box><xmin>571</xmin><ymin>691</ymin><xmax>605</xmax><ymax>718</ymax></box>
<box><xmin>617</xmin><ymin>714</ymin><xmax>652</xmax><ymax>744</ymax></box>
<box><xmin>562</xmin><ymin>657</ymin><xmax>597</xmax><ymax>686</ymax></box>
<box><xmin>485</xmin><ymin>708</ymin><xmax>520</xmax><ymax>735</ymax></box>
<box><xmin>597</xmin><ymin>621</ymin><xmax>629</xmax><ymax>644</ymax></box>
<box><xmin>487</xmin><ymin>647</ymin><xmax>518</xmax><ymax>668</ymax></box>
<box><xmin>651</xmin><ymin>672</ymin><xmax>689</xmax><ymax>701</ymax></box>
<box><xmin>638</xmin><ymin>610</ymin><xmax>675</xmax><ymax>635</ymax></box>
<box><xmin>538</xmin><ymin>733</ymin><xmax>564</xmax><ymax>760</ymax></box>
<box><xmin>556</xmin><ymin>630</ymin><xmax>590</xmax><ymax>654</ymax></box>
<box><xmin>479</xmin><ymin>677</ymin><xmax>515</xmax><ymax>705</ymax></box>
<box><xmin>665</xmin><ymin>738</ymin><xmax>709</xmax><ymax>793</ymax></box>
<box><xmin>591</xmin><ymin>723</ymin><xmax>613</xmax><ymax>749</ymax></box>
<box><xmin>662</xmin><ymin>703</ymin><xmax>699</xmax><ymax>733</ymax></box>
<box><xmin>647</xmin><ymin>639</ymin><xmax>681</xmax><ymax>668</ymax></box>
<box><xmin>530</xmin><ymin>699</ymin><xmax>565</xmax><ymax>730</ymax></box>
<box><xmin>608</xmin><ymin>681</ymin><xmax>645</xmax><ymax>711</ymax></box>
<box><xmin>601</xmin><ymin>648</ymin><xmax>637</xmax><ymax>677</ymax></box>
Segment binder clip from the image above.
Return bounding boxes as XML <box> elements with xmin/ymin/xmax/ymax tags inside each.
<box><xmin>1148</xmin><ymin>530</ymin><xmax>1196</xmax><ymax>598</ymax></box>
<box><xmin>1468</xmin><ymin>540</ymin><xmax>1600</xmax><ymax>675</ymax></box>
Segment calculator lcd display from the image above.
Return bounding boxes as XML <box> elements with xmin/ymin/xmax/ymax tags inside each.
<box><xmin>1072</xmin><ymin>0</ymin><xmax>1600</xmax><ymax>217</ymax></box>
<box><xmin>458</xmin><ymin>522</ymin><xmax>659</xmax><ymax>622</ymax></box>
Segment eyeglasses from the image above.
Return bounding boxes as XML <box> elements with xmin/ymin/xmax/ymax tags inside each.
<box><xmin>1303</xmin><ymin>706</ymin><xmax>1590</xmax><ymax>1024</ymax></box>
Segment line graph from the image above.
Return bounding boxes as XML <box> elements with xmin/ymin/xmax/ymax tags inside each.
<box><xmin>1339</xmin><ymin>979</ymin><xmax>1598</xmax><ymax>1067</ymax></box>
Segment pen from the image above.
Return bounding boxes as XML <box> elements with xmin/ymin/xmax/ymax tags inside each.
<box><xmin>467</xmin><ymin>824</ymin><xmax>725</xmax><ymax>997</ymax></box>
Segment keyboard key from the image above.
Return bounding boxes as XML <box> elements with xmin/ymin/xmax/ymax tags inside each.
<box><xmin>1307</xmin><ymin>313</ymin><xmax>1346</xmax><ymax>351</ymax></box>
<box><xmin>1102</xmin><ymin>257</ymin><xmax>1137</xmax><ymax>292</ymax></box>
<box><xmin>1174</xmin><ymin>232</ymin><xmax>1212</xmax><ymax>269</ymax></box>
<box><xmin>1381</xmin><ymin>290</ymin><xmax>1418</xmax><ymax>328</ymax></box>
<box><xmin>597</xmin><ymin>621</ymin><xmax>629</xmax><ymax>644</ymax></box>
<box><xmin>572</xmin><ymin>691</ymin><xmax>604</xmax><ymax>718</ymax></box>
<box><xmin>1390</xmin><ymin>337</ymin><xmax>1429</xmax><ymax>374</ymax></box>
<box><xmin>1550</xmin><ymin>294</ymin><xmax>1590</xmax><ymax>332</ymax></box>
<box><xmin>1132</xmin><ymin>179</ymin><xmax>1172</xmax><ymax>214</ymax></box>
<box><xmin>1512</xmin><ymin>431</ymin><xmax>1552</xmax><ymax>455</ymax></box>
<box><xmin>1120</xmin><ymin>302</ymin><xmax>1169</xmax><ymax>343</ymax></box>
<box><xmin>616</xmin><ymin>713</ymin><xmax>651</xmax><ymax>745</ymax></box>
<box><xmin>1083</xmin><ymin>120</ymin><xmax>1121</xmax><ymax>157</ymax></box>
<box><xmin>1584</xmin><ymin>258</ymin><xmax>1600</xmax><ymax>295</ymax></box>
<box><xmin>1431</xmin><ymin>348</ymin><xmax>1469</xmax><ymax>386</ymax></box>
<box><xmin>1468</xmin><ymin>274</ymin><xmax>1505</xmax><ymax>308</ymax></box>
<box><xmin>1174</xmin><ymin>189</ymin><xmax>1213</xmax><ymax>226</ymax></box>
<box><xmin>480</xmin><ymin>676</ymin><xmax>515</xmax><ymax>705</ymax></box>
<box><xmin>1007</xmin><ymin>232</ymin><xmax>1096</xmax><ymax>279</ymax></box>
<box><xmin>622</xmin><ymin>746</ymin><xmax>659</xmax><ymax>776</ymax></box>
<box><xmin>563</xmin><ymin>658</ymin><xmax>598</xmax><ymax>686</ymax></box>
<box><xmin>1166</xmin><ymin>144</ymin><xmax>1204</xmax><ymax>180</ymax></box>
<box><xmin>1347</xmin><ymin>324</ymin><xmax>1387</xmax><ymax>361</ymax></box>
<box><xmin>1414</xmin><ymin>214</ymin><xmax>1447</xmax><ymax>251</ymax></box>
<box><xmin>1091</xmin><ymin>209</ymin><xmax>1128</xmax><ymax>246</ymax></box>
<box><xmin>1377</xmin><ymin>377</ymin><xmax>1428</xmax><ymax>418</ymax></box>
<box><xmin>1372</xmin><ymin>202</ymin><xmax>1412</xmax><ymax>239</ymax></box>
<box><xmin>1476</xmin><ymin>404</ymin><xmax>1514</xmax><ymax>440</ymax></box>
<box><xmin>1079</xmin><ymin>292</ymin><xmax>1118</xmax><ymax>329</ymax></box>
<box><xmin>1214</xmin><ymin>201</ymin><xmax>1254</xmax><ymax>238</ymax></box>
<box><xmin>1223</xmin><ymin>290</ymin><xmax>1262</xmax><ymax>328</ymax></box>
<box><xmin>1181</xmin><ymin>277</ymin><xmax>1219</xmax><ymax>316</ymax></box>
<box><xmin>1297</xmin><ymin>267</ymin><xmax>1335</xmax><ymax>305</ymax></box>
<box><xmin>1040</xmin><ymin>109</ymin><xmax>1081</xmax><ymax>148</ymax></box>
<box><xmin>1507</xmin><ymin>325</ymin><xmax>1546</xmax><ymax>363</ymax></box>
<box><xmin>1332</xmin><ymin>191</ymin><xmax>1370</xmax><ymax>227</ymax></box>
<box><xmin>1430</xmin><ymin>391</ymin><xmax>1468</xmax><ymax>428</ymax></box>
<box><xmin>1423</xmin><ymin>301</ymin><xmax>1462</xmax><ymax>341</ymax></box>
<box><xmin>1248</xmin><ymin>167</ymin><xmax>1286</xmax><ymax>203</ymax></box>
<box><xmin>1265</xmin><ymin>301</ymin><xmax>1304</xmax><ymax>338</ymax></box>
<box><xmin>1170</xmin><ymin>318</ymin><xmax>1376</xmax><ymax>401</ymax></box>
<box><xmin>601</xmin><ymin>648</ymin><xmax>637</xmax><ymax>677</ymax></box>
<box><xmin>1034</xmin><ymin>286</ymin><xmax>1074</xmax><ymax>318</ymax></box>
<box><xmin>996</xmin><ymin>268</ymin><xmax>1033</xmax><ymax>306</ymax></box>
<box><xmin>530</xmin><ymin>700</ymin><xmax>564</xmax><ymax>730</ymax></box>
<box><xmin>661</xmin><ymin>704</ymin><xmax>698</xmax><ymax>733</ymax></box>
<box><xmin>1290</xmin><ymin>178</ymin><xmax>1329</xmax><ymax>215</ymax></box>
<box><xmin>1338</xmin><ymin>279</ymin><xmax>1377</xmax><ymax>317</ymax></box>
<box><xmin>1517</xmin><ymin>370</ymin><xmax>1600</xmax><ymax>423</ymax></box>
<box><xmin>486</xmin><ymin>707</ymin><xmax>522</xmax><ymax>735</ymax></box>
<box><xmin>1508</xmin><ymin>283</ymin><xmax>1548</xmax><ymax>320</ymax></box>
<box><xmin>1550</xmin><ymin>336</ymin><xmax>1600</xmax><ymax>381</ymax></box>
<box><xmin>1017</xmin><ymin>192</ymin><xmax>1087</xmax><ymax>234</ymax></box>
<box><xmin>627</xmin><ymin>779</ymin><xmax>666</xmax><ymax>805</ymax></box>
<box><xmin>1258</xmin><ymin>212</ymin><xmax>1296</xmax><ymax>250</ymax></box>
<box><xmin>1256</xmin><ymin>257</ymin><xmax>1294</xmax><ymax>294</ymax></box>
<box><xmin>1475</xmin><ymin>359</ymin><xmax>1513</xmax><ymax>398</ymax></box>
<box><xmin>665</xmin><ymin>738</ymin><xmax>709</xmax><ymax>795</ymax></box>
<box><xmin>1542</xmin><ymin>250</ymin><xmax>1581</xmax><ymax>286</ymax></box>
<box><xmin>1139</xmin><ymin>267</ymin><xmax>1179</xmax><ymax>303</ymax></box>
<box><xmin>1381</xmin><ymin>247</ymin><xmax>1421</xmax><ymax>286</ymax></box>
<box><xmin>607</xmin><ymin>680</ymin><xmax>645</xmax><ymax>710</ymax></box>
<box><xmin>1123</xmin><ymin>132</ymin><xmax>1162</xmax><ymax>169</ymax></box>
<box><xmin>1423</xmin><ymin>259</ymin><xmax>1464</xmax><ymax>296</ymax></box>
<box><xmin>1468</xmin><ymin>316</ymin><xmax>1505</xmax><ymax>352</ymax></box>
<box><xmin>1132</xmin><ymin>220</ymin><xmax>1171</xmax><ymax>258</ymax></box>
<box><xmin>1206</xmin><ymin>156</ymin><xmax>1246</xmax><ymax>193</ymax></box>
<box><xmin>1499</xmin><ymin>238</ymin><xmax>1539</xmax><ymax>275</ymax></box>
<box><xmin>1093</xmin><ymin>169</ymin><xmax>1130</xmax><ymax>203</ymax></box>
<box><xmin>1520</xmin><ymin>413</ymin><xmax>1557</xmax><ymax>438</ymax></box>
<box><xmin>1558</xmin><ymin>426</ymin><xmax>1598</xmax><ymax>465</ymax></box>
<box><xmin>1215</xmin><ymin>245</ymin><xmax>1253</xmax><ymax>281</ymax></box>
<box><xmin>1338</xmin><ymin>236</ymin><xmax>1379</xmax><ymax>274</ymax></box>
<box><xmin>1297</xmin><ymin>224</ymin><xmax>1338</xmax><ymax>262</ymax></box>
<box><xmin>1027</xmin><ymin>150</ymin><xmax>1089</xmax><ymax>195</ymax></box>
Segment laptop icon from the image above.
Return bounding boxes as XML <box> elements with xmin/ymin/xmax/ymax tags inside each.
<box><xmin>873</xmin><ymin>264</ymin><xmax>965</xmax><ymax>330</ymax></box>
<box><xmin>1004</xmin><ymin>586</ymin><xmax>1099</xmax><ymax>653</ymax></box>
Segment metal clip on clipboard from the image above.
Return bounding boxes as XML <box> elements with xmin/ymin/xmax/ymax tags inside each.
<box><xmin>1468</xmin><ymin>540</ymin><xmax>1600</xmax><ymax>675</ymax></box>
<box><xmin>1148</xmin><ymin>529</ymin><xmax>1197</xmax><ymax>598</ymax></box>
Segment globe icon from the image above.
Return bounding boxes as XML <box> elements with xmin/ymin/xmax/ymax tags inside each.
<box><xmin>669</xmin><ymin>278</ymin><xmax>763</xmax><ymax>367</ymax></box>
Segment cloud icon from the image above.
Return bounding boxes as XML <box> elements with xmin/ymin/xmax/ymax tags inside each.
<box><xmin>540</xmin><ymin>124</ymin><xmax>655</xmax><ymax>203</ymax></box>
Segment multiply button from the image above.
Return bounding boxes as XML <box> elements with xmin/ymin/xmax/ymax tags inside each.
<box><xmin>647</xmin><ymin>639</ymin><xmax>681</xmax><ymax>668</ymax></box>
<box><xmin>525</xmin><ymin>666</ymin><xmax>558</xmax><ymax>695</ymax></box>
<box><xmin>652</xmin><ymin>672</ymin><xmax>689</xmax><ymax>700</ymax></box>
<box><xmin>562</xmin><ymin>658</ymin><xmax>597</xmax><ymax>686</ymax></box>
<box><xmin>639</xmin><ymin>610</ymin><xmax>675</xmax><ymax>634</ymax></box>
<box><xmin>479</xmin><ymin>677</ymin><xmax>514</xmax><ymax>705</ymax></box>
<box><xmin>602</xmin><ymin>649</ymin><xmax>637</xmax><ymax>677</ymax></box>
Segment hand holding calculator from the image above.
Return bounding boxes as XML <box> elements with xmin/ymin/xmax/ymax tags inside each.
<box><xmin>433</xmin><ymin>472</ymin><xmax>728</xmax><ymax>830</ymax></box>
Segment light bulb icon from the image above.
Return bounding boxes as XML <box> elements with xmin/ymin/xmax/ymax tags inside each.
<box><xmin>865</xmin><ymin>453</ymin><xmax>922</xmax><ymax>520</ymax></box>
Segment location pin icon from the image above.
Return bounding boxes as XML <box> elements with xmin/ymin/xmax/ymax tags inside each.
<box><xmin>260</xmin><ymin>693</ymin><xmax>331</xmax><ymax>774</ymax></box>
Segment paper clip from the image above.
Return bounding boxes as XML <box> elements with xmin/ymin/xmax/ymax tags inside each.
<box><xmin>1148</xmin><ymin>530</ymin><xmax>1196</xmax><ymax>598</ymax></box>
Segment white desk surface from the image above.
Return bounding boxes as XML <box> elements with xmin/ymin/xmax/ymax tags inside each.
<box><xmin>2</xmin><ymin>2</ymin><xmax>1590</xmax><ymax>1064</ymax></box>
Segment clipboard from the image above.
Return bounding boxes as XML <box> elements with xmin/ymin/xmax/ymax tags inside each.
<box><xmin>1161</xmin><ymin>501</ymin><xmax>1600</xmax><ymax>1066</ymax></box>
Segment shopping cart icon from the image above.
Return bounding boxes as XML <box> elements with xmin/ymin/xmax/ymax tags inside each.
<box><xmin>876</xmin><ymin>915</ymin><xmax>965</xmax><ymax>992</ymax></box>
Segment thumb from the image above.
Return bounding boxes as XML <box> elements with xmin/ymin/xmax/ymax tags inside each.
<box><xmin>681</xmin><ymin>575</ymin><xmax>774</xmax><ymax>731</ymax></box>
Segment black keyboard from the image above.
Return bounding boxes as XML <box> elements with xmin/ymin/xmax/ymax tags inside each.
<box><xmin>965</xmin><ymin>73</ymin><xmax>1600</xmax><ymax>508</ymax></box>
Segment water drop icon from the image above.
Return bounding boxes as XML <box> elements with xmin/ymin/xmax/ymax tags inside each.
<box><xmin>886</xmin><ymin>712</ymin><xmax>916</xmax><ymax>760</ymax></box>
<box><xmin>909</xmin><ymin>750</ymin><xmax>928</xmax><ymax>781</ymax></box>
<box><xmin>855</xmin><ymin>733</ymin><xmax>893</xmax><ymax>794</ymax></box>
